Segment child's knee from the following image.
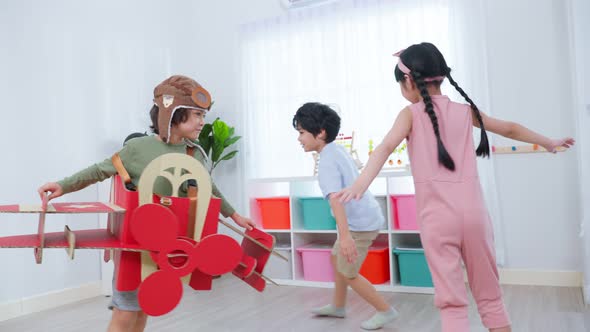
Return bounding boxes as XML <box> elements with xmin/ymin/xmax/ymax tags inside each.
<box><xmin>111</xmin><ymin>308</ymin><xmax>138</xmax><ymax>328</ymax></box>
<box><xmin>137</xmin><ymin>311</ymin><xmax>148</xmax><ymax>323</ymax></box>
<box><xmin>335</xmin><ymin>257</ymin><xmax>362</xmax><ymax>280</ymax></box>
<box><xmin>339</xmin><ymin>267</ymin><xmax>360</xmax><ymax>280</ymax></box>
<box><xmin>345</xmin><ymin>275</ymin><xmax>359</xmax><ymax>282</ymax></box>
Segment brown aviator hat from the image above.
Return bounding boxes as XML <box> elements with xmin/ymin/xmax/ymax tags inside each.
<box><xmin>153</xmin><ymin>75</ymin><xmax>212</xmax><ymax>142</ymax></box>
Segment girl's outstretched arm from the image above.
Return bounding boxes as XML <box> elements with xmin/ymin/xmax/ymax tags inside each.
<box><xmin>475</xmin><ymin>111</ymin><xmax>575</xmax><ymax>153</ymax></box>
<box><xmin>336</xmin><ymin>107</ymin><xmax>412</xmax><ymax>202</ymax></box>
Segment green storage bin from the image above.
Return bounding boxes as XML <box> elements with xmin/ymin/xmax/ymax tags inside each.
<box><xmin>299</xmin><ymin>197</ymin><xmax>336</xmax><ymax>230</ymax></box>
<box><xmin>393</xmin><ymin>248</ymin><xmax>433</xmax><ymax>287</ymax></box>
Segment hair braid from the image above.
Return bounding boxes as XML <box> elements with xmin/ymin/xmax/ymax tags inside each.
<box><xmin>446</xmin><ymin>71</ymin><xmax>490</xmax><ymax>158</ymax></box>
<box><xmin>412</xmin><ymin>72</ymin><xmax>455</xmax><ymax>171</ymax></box>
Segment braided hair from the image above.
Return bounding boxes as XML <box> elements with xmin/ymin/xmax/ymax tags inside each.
<box><xmin>411</xmin><ymin>71</ymin><xmax>455</xmax><ymax>170</ymax></box>
<box><xmin>394</xmin><ymin>43</ymin><xmax>490</xmax><ymax>171</ymax></box>
<box><xmin>446</xmin><ymin>72</ymin><xmax>490</xmax><ymax>157</ymax></box>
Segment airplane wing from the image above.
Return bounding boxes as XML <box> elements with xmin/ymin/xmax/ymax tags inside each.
<box><xmin>0</xmin><ymin>229</ymin><xmax>138</xmax><ymax>249</ymax></box>
<box><xmin>0</xmin><ymin>202</ymin><xmax>125</xmax><ymax>214</ymax></box>
<box><xmin>0</xmin><ymin>201</ymin><xmax>127</xmax><ymax>262</ymax></box>
<box><xmin>0</xmin><ymin>228</ymin><xmax>145</xmax><ymax>259</ymax></box>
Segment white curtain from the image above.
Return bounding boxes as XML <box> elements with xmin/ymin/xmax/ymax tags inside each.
<box><xmin>240</xmin><ymin>0</ymin><xmax>506</xmax><ymax>264</ymax></box>
<box><xmin>447</xmin><ymin>0</ymin><xmax>506</xmax><ymax>265</ymax></box>
<box><xmin>568</xmin><ymin>0</ymin><xmax>590</xmax><ymax>304</ymax></box>
<box><xmin>240</xmin><ymin>0</ymin><xmax>450</xmax><ymax>178</ymax></box>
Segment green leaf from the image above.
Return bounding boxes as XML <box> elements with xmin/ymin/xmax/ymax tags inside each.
<box><xmin>218</xmin><ymin>150</ymin><xmax>238</xmax><ymax>162</ymax></box>
<box><xmin>197</xmin><ymin>117</ymin><xmax>240</xmax><ymax>172</ymax></box>
<box><xmin>212</xmin><ymin>140</ymin><xmax>224</xmax><ymax>162</ymax></box>
<box><xmin>198</xmin><ymin>123</ymin><xmax>212</xmax><ymax>141</ymax></box>
<box><xmin>224</xmin><ymin>135</ymin><xmax>241</xmax><ymax>148</ymax></box>
<box><xmin>198</xmin><ymin>124</ymin><xmax>213</xmax><ymax>151</ymax></box>
<box><xmin>204</xmin><ymin>136</ymin><xmax>213</xmax><ymax>157</ymax></box>
<box><xmin>213</xmin><ymin>119</ymin><xmax>230</xmax><ymax>143</ymax></box>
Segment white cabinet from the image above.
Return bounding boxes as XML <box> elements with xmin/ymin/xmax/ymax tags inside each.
<box><xmin>247</xmin><ymin>169</ymin><xmax>434</xmax><ymax>294</ymax></box>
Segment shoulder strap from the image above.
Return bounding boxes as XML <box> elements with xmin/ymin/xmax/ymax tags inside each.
<box><xmin>186</xmin><ymin>144</ymin><xmax>198</xmax><ymax>238</ymax></box>
<box><xmin>111</xmin><ymin>153</ymin><xmax>131</xmax><ymax>184</ymax></box>
<box><xmin>186</xmin><ymin>145</ymin><xmax>195</xmax><ymax>157</ymax></box>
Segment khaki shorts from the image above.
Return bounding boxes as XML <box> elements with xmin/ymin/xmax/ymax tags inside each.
<box><xmin>332</xmin><ymin>230</ymin><xmax>378</xmax><ymax>278</ymax></box>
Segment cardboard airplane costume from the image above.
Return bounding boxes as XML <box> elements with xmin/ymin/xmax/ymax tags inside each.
<box><xmin>0</xmin><ymin>75</ymin><xmax>286</xmax><ymax>316</ymax></box>
<box><xmin>0</xmin><ymin>153</ymin><xmax>284</xmax><ymax>316</ymax></box>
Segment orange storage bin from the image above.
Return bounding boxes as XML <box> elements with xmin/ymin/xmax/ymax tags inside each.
<box><xmin>256</xmin><ymin>197</ymin><xmax>290</xmax><ymax>229</ymax></box>
<box><xmin>359</xmin><ymin>247</ymin><xmax>390</xmax><ymax>284</ymax></box>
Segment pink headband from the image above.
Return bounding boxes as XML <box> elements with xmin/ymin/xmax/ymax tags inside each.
<box><xmin>393</xmin><ymin>49</ymin><xmax>445</xmax><ymax>82</ymax></box>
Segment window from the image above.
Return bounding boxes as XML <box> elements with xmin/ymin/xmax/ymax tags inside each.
<box><xmin>240</xmin><ymin>0</ymin><xmax>450</xmax><ymax>178</ymax></box>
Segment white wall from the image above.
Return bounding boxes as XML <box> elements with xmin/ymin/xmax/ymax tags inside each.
<box><xmin>569</xmin><ymin>0</ymin><xmax>590</xmax><ymax>301</ymax></box>
<box><xmin>180</xmin><ymin>0</ymin><xmax>284</xmax><ymax>215</ymax></box>
<box><xmin>483</xmin><ymin>0</ymin><xmax>581</xmax><ymax>270</ymax></box>
<box><xmin>0</xmin><ymin>0</ymin><xmax>259</xmax><ymax>304</ymax></box>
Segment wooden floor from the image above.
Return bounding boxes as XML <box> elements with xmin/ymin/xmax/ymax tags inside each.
<box><xmin>0</xmin><ymin>276</ymin><xmax>588</xmax><ymax>331</ymax></box>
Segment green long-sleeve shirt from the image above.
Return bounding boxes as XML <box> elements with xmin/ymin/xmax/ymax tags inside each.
<box><xmin>57</xmin><ymin>135</ymin><xmax>236</xmax><ymax>217</ymax></box>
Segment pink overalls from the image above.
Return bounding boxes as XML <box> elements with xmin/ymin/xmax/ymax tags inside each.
<box><xmin>407</xmin><ymin>95</ymin><xmax>511</xmax><ymax>331</ymax></box>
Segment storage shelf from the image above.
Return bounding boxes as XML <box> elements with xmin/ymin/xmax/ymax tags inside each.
<box><xmin>390</xmin><ymin>285</ymin><xmax>434</xmax><ymax>294</ymax></box>
<box><xmin>261</xmin><ymin>229</ymin><xmax>291</xmax><ymax>233</ymax></box>
<box><xmin>249</xmin><ymin>168</ymin><xmax>412</xmax><ymax>184</ymax></box>
<box><xmin>267</xmin><ymin>279</ymin><xmax>434</xmax><ymax>294</ymax></box>
<box><xmin>290</xmin><ymin>229</ymin><xmax>390</xmax><ymax>234</ymax></box>
<box><xmin>391</xmin><ymin>229</ymin><xmax>420</xmax><ymax>234</ymax></box>
<box><xmin>248</xmin><ymin>172</ymin><xmax>433</xmax><ymax>294</ymax></box>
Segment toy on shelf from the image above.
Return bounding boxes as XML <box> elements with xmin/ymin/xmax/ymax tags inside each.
<box><xmin>335</xmin><ymin>133</ymin><xmax>353</xmax><ymax>150</ymax></box>
<box><xmin>381</xmin><ymin>140</ymin><xmax>409</xmax><ymax>170</ymax></box>
<box><xmin>492</xmin><ymin>144</ymin><xmax>567</xmax><ymax>154</ymax></box>
<box><xmin>389</xmin><ymin>141</ymin><xmax>407</xmax><ymax>167</ymax></box>
<box><xmin>368</xmin><ymin>138</ymin><xmax>410</xmax><ymax>170</ymax></box>
<box><xmin>312</xmin><ymin>131</ymin><xmax>363</xmax><ymax>175</ymax></box>
<box><xmin>336</xmin><ymin>131</ymin><xmax>363</xmax><ymax>169</ymax></box>
<box><xmin>312</xmin><ymin>152</ymin><xmax>320</xmax><ymax>176</ymax></box>
<box><xmin>0</xmin><ymin>153</ymin><xmax>288</xmax><ymax>316</ymax></box>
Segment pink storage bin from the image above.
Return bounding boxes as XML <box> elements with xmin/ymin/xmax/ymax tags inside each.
<box><xmin>296</xmin><ymin>246</ymin><xmax>334</xmax><ymax>282</ymax></box>
<box><xmin>390</xmin><ymin>194</ymin><xmax>418</xmax><ymax>230</ymax></box>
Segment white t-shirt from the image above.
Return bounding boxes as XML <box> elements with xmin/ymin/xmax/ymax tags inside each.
<box><xmin>318</xmin><ymin>142</ymin><xmax>384</xmax><ymax>231</ymax></box>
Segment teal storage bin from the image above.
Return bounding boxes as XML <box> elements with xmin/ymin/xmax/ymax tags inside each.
<box><xmin>299</xmin><ymin>197</ymin><xmax>336</xmax><ymax>230</ymax></box>
<box><xmin>393</xmin><ymin>248</ymin><xmax>433</xmax><ymax>287</ymax></box>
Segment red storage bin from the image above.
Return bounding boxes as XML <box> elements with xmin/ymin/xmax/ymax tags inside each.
<box><xmin>256</xmin><ymin>197</ymin><xmax>290</xmax><ymax>229</ymax></box>
<box><xmin>390</xmin><ymin>194</ymin><xmax>417</xmax><ymax>230</ymax></box>
<box><xmin>359</xmin><ymin>247</ymin><xmax>390</xmax><ymax>284</ymax></box>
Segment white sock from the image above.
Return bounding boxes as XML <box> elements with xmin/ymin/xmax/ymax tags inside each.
<box><xmin>360</xmin><ymin>307</ymin><xmax>399</xmax><ymax>330</ymax></box>
<box><xmin>311</xmin><ymin>304</ymin><xmax>346</xmax><ymax>318</ymax></box>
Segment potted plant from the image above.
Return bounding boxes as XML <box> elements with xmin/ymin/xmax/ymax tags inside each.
<box><xmin>196</xmin><ymin>118</ymin><xmax>241</xmax><ymax>174</ymax></box>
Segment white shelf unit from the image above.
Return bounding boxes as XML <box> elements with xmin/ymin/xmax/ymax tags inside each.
<box><xmin>247</xmin><ymin>169</ymin><xmax>434</xmax><ymax>294</ymax></box>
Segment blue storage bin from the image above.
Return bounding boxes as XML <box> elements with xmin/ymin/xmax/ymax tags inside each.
<box><xmin>299</xmin><ymin>197</ymin><xmax>336</xmax><ymax>230</ymax></box>
<box><xmin>393</xmin><ymin>248</ymin><xmax>433</xmax><ymax>287</ymax></box>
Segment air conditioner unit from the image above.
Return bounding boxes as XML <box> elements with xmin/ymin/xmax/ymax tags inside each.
<box><xmin>280</xmin><ymin>0</ymin><xmax>338</xmax><ymax>10</ymax></box>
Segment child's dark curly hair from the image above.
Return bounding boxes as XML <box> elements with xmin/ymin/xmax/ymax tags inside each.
<box><xmin>292</xmin><ymin>102</ymin><xmax>341</xmax><ymax>143</ymax></box>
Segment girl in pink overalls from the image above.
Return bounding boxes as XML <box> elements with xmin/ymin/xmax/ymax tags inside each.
<box><xmin>336</xmin><ymin>43</ymin><xmax>574</xmax><ymax>332</ymax></box>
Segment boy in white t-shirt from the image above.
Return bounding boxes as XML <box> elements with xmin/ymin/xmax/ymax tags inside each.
<box><xmin>293</xmin><ymin>102</ymin><xmax>398</xmax><ymax>330</ymax></box>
